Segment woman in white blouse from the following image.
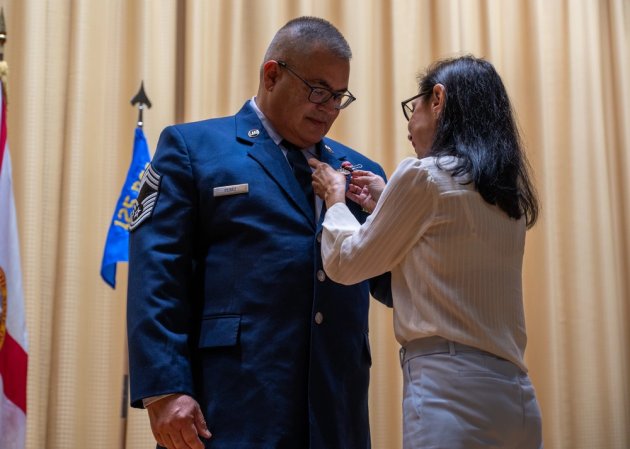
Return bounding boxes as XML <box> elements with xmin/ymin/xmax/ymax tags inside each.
<box><xmin>309</xmin><ymin>56</ymin><xmax>542</xmax><ymax>449</ymax></box>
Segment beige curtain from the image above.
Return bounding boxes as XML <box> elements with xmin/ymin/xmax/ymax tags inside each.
<box><xmin>3</xmin><ymin>0</ymin><xmax>629</xmax><ymax>448</ymax></box>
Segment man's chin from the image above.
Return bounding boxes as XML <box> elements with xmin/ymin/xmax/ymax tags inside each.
<box><xmin>304</xmin><ymin>119</ymin><xmax>330</xmax><ymax>135</ymax></box>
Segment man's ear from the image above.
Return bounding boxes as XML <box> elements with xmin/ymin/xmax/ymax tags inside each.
<box><xmin>431</xmin><ymin>83</ymin><xmax>446</xmax><ymax>116</ymax></box>
<box><xmin>262</xmin><ymin>60</ymin><xmax>282</xmax><ymax>91</ymax></box>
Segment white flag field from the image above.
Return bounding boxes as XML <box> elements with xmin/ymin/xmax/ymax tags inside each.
<box><xmin>0</xmin><ymin>78</ymin><xmax>28</xmax><ymax>449</ymax></box>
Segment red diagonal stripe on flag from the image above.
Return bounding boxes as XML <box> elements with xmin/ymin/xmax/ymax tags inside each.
<box><xmin>0</xmin><ymin>332</ymin><xmax>28</xmax><ymax>412</ymax></box>
<box><xmin>1</xmin><ymin>76</ymin><xmax>27</xmax><ymax>411</ymax></box>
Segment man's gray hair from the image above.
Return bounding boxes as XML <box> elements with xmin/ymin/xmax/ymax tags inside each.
<box><xmin>263</xmin><ymin>16</ymin><xmax>352</xmax><ymax>64</ymax></box>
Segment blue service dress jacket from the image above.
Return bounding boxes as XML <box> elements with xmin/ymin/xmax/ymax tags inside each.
<box><xmin>127</xmin><ymin>101</ymin><xmax>392</xmax><ymax>449</ymax></box>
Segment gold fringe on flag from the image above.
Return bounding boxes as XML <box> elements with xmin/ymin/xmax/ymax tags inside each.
<box><xmin>0</xmin><ymin>61</ymin><xmax>8</xmax><ymax>98</ymax></box>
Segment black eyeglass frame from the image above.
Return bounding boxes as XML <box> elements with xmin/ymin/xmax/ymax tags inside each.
<box><xmin>401</xmin><ymin>92</ymin><xmax>429</xmax><ymax>121</ymax></box>
<box><xmin>276</xmin><ymin>60</ymin><xmax>356</xmax><ymax>110</ymax></box>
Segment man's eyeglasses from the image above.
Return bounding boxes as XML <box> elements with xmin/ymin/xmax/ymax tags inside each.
<box><xmin>277</xmin><ymin>60</ymin><xmax>356</xmax><ymax>110</ymax></box>
<box><xmin>401</xmin><ymin>92</ymin><xmax>428</xmax><ymax>121</ymax></box>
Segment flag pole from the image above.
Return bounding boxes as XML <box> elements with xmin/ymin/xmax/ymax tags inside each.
<box><xmin>119</xmin><ymin>81</ymin><xmax>152</xmax><ymax>449</ymax></box>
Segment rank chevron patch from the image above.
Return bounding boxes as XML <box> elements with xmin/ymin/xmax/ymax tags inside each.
<box><xmin>130</xmin><ymin>164</ymin><xmax>161</xmax><ymax>231</ymax></box>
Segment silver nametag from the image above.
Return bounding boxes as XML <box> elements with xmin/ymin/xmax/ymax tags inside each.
<box><xmin>213</xmin><ymin>183</ymin><xmax>249</xmax><ymax>197</ymax></box>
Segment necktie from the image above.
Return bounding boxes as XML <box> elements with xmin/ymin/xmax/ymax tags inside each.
<box><xmin>282</xmin><ymin>140</ymin><xmax>315</xmax><ymax>215</ymax></box>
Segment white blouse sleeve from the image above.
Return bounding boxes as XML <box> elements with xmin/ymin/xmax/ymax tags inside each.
<box><xmin>321</xmin><ymin>157</ymin><xmax>437</xmax><ymax>285</ymax></box>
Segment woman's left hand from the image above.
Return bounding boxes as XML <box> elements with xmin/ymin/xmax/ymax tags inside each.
<box><xmin>309</xmin><ymin>159</ymin><xmax>347</xmax><ymax>208</ymax></box>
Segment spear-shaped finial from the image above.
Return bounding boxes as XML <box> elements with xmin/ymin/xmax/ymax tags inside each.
<box><xmin>0</xmin><ymin>8</ymin><xmax>8</xmax><ymax>99</ymax></box>
<box><xmin>0</xmin><ymin>8</ymin><xmax>6</xmax><ymax>62</ymax></box>
<box><xmin>130</xmin><ymin>81</ymin><xmax>151</xmax><ymax>128</ymax></box>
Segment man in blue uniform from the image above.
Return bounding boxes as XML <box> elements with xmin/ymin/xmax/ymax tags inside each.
<box><xmin>127</xmin><ymin>16</ymin><xmax>390</xmax><ymax>449</ymax></box>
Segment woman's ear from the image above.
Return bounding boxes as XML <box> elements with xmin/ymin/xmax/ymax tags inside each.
<box><xmin>431</xmin><ymin>83</ymin><xmax>446</xmax><ymax>116</ymax></box>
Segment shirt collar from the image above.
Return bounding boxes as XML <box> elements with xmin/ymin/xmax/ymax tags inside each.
<box><xmin>249</xmin><ymin>97</ymin><xmax>316</xmax><ymax>153</ymax></box>
<box><xmin>249</xmin><ymin>97</ymin><xmax>282</xmax><ymax>146</ymax></box>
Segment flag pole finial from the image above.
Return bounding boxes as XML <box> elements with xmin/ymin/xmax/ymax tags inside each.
<box><xmin>0</xmin><ymin>8</ymin><xmax>6</xmax><ymax>62</ymax></box>
<box><xmin>0</xmin><ymin>8</ymin><xmax>8</xmax><ymax>99</ymax></box>
<box><xmin>130</xmin><ymin>81</ymin><xmax>152</xmax><ymax>128</ymax></box>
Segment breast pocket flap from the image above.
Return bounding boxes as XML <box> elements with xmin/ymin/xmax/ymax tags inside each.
<box><xmin>199</xmin><ymin>314</ymin><xmax>241</xmax><ymax>348</ymax></box>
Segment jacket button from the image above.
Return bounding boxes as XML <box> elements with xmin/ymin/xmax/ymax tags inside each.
<box><xmin>316</xmin><ymin>233</ymin><xmax>322</xmax><ymax>243</ymax></box>
<box><xmin>317</xmin><ymin>270</ymin><xmax>326</xmax><ymax>282</ymax></box>
<box><xmin>314</xmin><ymin>312</ymin><xmax>324</xmax><ymax>324</ymax></box>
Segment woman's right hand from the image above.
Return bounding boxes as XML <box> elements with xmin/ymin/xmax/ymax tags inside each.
<box><xmin>347</xmin><ymin>170</ymin><xmax>386</xmax><ymax>213</ymax></box>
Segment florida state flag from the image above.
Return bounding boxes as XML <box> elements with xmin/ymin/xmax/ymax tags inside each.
<box><xmin>0</xmin><ymin>70</ymin><xmax>28</xmax><ymax>449</ymax></box>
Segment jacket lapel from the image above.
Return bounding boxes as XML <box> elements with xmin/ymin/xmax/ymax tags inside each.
<box><xmin>235</xmin><ymin>103</ymin><xmax>315</xmax><ymax>226</ymax></box>
<box><xmin>318</xmin><ymin>139</ymin><xmax>347</xmax><ymax>169</ymax></box>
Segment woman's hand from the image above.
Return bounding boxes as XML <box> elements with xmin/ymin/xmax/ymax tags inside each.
<box><xmin>347</xmin><ymin>184</ymin><xmax>377</xmax><ymax>213</ymax></box>
<box><xmin>309</xmin><ymin>159</ymin><xmax>347</xmax><ymax>208</ymax></box>
<box><xmin>347</xmin><ymin>170</ymin><xmax>386</xmax><ymax>213</ymax></box>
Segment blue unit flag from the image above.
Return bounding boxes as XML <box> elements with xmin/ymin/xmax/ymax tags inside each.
<box><xmin>100</xmin><ymin>127</ymin><xmax>151</xmax><ymax>288</ymax></box>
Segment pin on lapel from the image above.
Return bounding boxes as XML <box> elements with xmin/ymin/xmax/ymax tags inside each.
<box><xmin>337</xmin><ymin>161</ymin><xmax>363</xmax><ymax>175</ymax></box>
<box><xmin>248</xmin><ymin>129</ymin><xmax>260</xmax><ymax>138</ymax></box>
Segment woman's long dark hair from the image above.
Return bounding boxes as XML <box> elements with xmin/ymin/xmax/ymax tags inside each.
<box><xmin>419</xmin><ymin>56</ymin><xmax>539</xmax><ymax>228</ymax></box>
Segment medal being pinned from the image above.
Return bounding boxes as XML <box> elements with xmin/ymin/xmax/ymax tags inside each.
<box><xmin>337</xmin><ymin>160</ymin><xmax>363</xmax><ymax>175</ymax></box>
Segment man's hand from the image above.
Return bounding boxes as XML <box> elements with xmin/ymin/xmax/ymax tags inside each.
<box><xmin>309</xmin><ymin>159</ymin><xmax>348</xmax><ymax>207</ymax></box>
<box><xmin>147</xmin><ymin>394</ymin><xmax>211</xmax><ymax>449</ymax></box>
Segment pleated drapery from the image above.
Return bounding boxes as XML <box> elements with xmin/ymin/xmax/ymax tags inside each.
<box><xmin>2</xmin><ymin>1</ymin><xmax>629</xmax><ymax>448</ymax></box>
